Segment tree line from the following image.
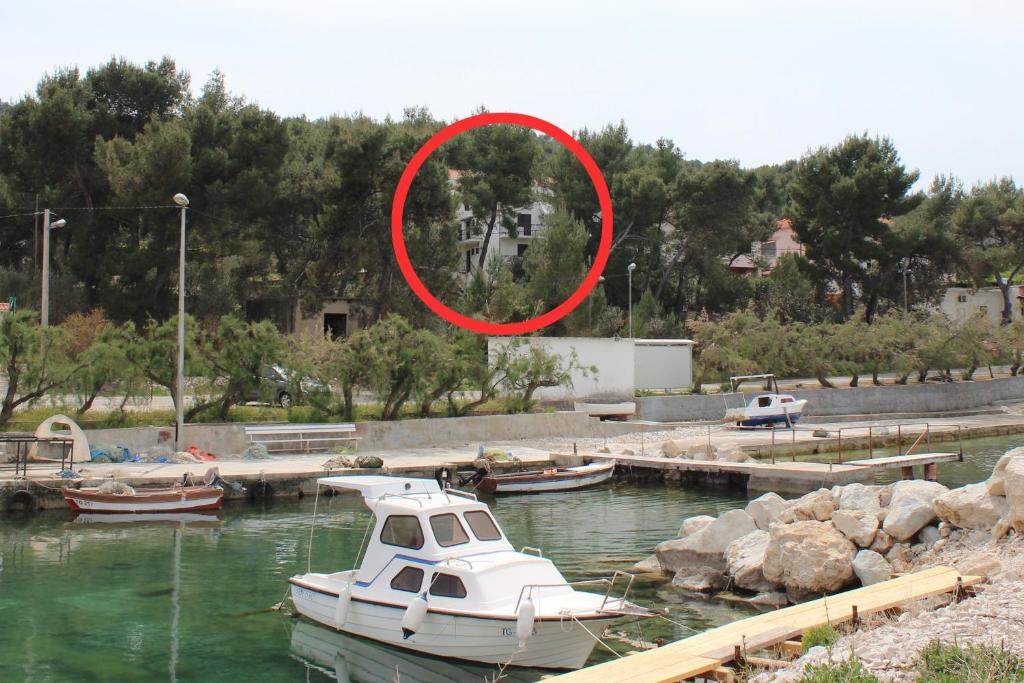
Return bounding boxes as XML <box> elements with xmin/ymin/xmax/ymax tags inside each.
<box><xmin>0</xmin><ymin>309</ymin><xmax>588</xmax><ymax>429</ymax></box>
<box><xmin>3</xmin><ymin>56</ymin><xmax>1021</xmax><ymax>334</ymax></box>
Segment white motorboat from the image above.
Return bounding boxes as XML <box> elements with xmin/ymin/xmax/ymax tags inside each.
<box><xmin>738</xmin><ymin>393</ymin><xmax>807</xmax><ymax>427</ymax></box>
<box><xmin>288</xmin><ymin>475</ymin><xmax>659</xmax><ymax>670</ymax></box>
<box><xmin>474</xmin><ymin>461</ymin><xmax>615</xmax><ymax>494</ymax></box>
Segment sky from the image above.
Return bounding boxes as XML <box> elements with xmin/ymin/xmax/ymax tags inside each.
<box><xmin>2</xmin><ymin>0</ymin><xmax>1021</xmax><ymax>188</ymax></box>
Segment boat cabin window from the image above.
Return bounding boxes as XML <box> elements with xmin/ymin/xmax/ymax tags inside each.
<box><xmin>429</xmin><ymin>513</ymin><xmax>469</xmax><ymax>547</ymax></box>
<box><xmin>429</xmin><ymin>572</ymin><xmax>467</xmax><ymax>599</ymax></box>
<box><xmin>757</xmin><ymin>396</ymin><xmax>772</xmax><ymax>407</ymax></box>
<box><xmin>390</xmin><ymin>566</ymin><xmax>424</xmax><ymax>593</ymax></box>
<box><xmin>781</xmin><ymin>397</ymin><xmax>794</xmax><ymax>403</ymax></box>
<box><xmin>464</xmin><ymin>510</ymin><xmax>502</xmax><ymax>541</ymax></box>
<box><xmin>380</xmin><ymin>515</ymin><xmax>425</xmax><ymax>549</ymax></box>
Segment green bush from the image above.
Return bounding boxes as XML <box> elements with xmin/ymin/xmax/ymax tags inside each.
<box><xmin>799</xmin><ymin>658</ymin><xmax>879</xmax><ymax>682</ymax></box>
<box><xmin>916</xmin><ymin>639</ymin><xmax>1024</xmax><ymax>682</ymax></box>
<box><xmin>801</xmin><ymin>624</ymin><xmax>841</xmax><ymax>654</ymax></box>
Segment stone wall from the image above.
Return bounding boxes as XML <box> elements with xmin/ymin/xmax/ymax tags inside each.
<box><xmin>637</xmin><ymin>376</ymin><xmax>1024</xmax><ymax>422</ymax></box>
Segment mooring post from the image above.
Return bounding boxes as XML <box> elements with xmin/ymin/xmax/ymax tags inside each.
<box><xmin>734</xmin><ymin>644</ymin><xmax>743</xmax><ymax>666</ymax></box>
<box><xmin>868</xmin><ymin>426</ymin><xmax>873</xmax><ymax>458</ymax></box>
<box><xmin>851</xmin><ymin>605</ymin><xmax>859</xmax><ymax>627</ymax></box>
<box><xmin>897</xmin><ymin>425</ymin><xmax>903</xmax><ymax>456</ymax></box>
<box><xmin>837</xmin><ymin>430</ymin><xmax>843</xmax><ymax>464</ymax></box>
<box><xmin>771</xmin><ymin>426</ymin><xmax>776</xmax><ymax>464</ymax></box>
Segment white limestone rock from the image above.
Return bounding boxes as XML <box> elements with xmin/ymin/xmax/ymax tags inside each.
<box><xmin>868</xmin><ymin>529</ymin><xmax>894</xmax><ymax>555</ymax></box>
<box><xmin>789</xmin><ymin>488</ymin><xmax>836</xmax><ymax>522</ymax></box>
<box><xmin>852</xmin><ymin>549</ymin><xmax>892</xmax><ymax>586</ymax></box>
<box><xmin>745</xmin><ymin>492</ymin><xmax>789</xmax><ymax>531</ymax></box>
<box><xmin>831</xmin><ymin>509</ymin><xmax>879</xmax><ymax>547</ymax></box>
<box><xmin>933</xmin><ymin>482</ymin><xmax>1008</xmax><ymax>530</ymax></box>
<box><xmin>686</xmin><ymin>443</ymin><xmax>714</xmax><ymax>460</ymax></box>
<box><xmin>987</xmin><ymin>447</ymin><xmax>1024</xmax><ymax>496</ymax></box>
<box><xmin>882</xmin><ymin>480</ymin><xmax>949</xmax><ymax>541</ymax></box>
<box><xmin>660</xmin><ymin>440</ymin><xmax>684</xmax><ymax>458</ymax></box>
<box><xmin>671</xmin><ymin>566</ymin><xmax>727</xmax><ymax>592</ymax></box>
<box><xmin>838</xmin><ymin>483</ymin><xmax>883</xmax><ymax>513</ymax></box>
<box><xmin>657</xmin><ymin>509</ymin><xmax>756</xmax><ymax>572</ymax></box>
<box><xmin>725</xmin><ymin>529</ymin><xmax>775</xmax><ymax>592</ymax></box>
<box><xmin>917</xmin><ymin>525</ymin><xmax>942</xmax><ymax>546</ymax></box>
<box><xmin>630</xmin><ymin>554</ymin><xmax>664</xmax><ymax>574</ymax></box>
<box><xmin>762</xmin><ymin>520</ymin><xmax>857</xmax><ymax>595</ymax></box>
<box><xmin>678</xmin><ymin>514</ymin><xmax>716</xmax><ymax>538</ymax></box>
<box><xmin>994</xmin><ymin>455</ymin><xmax>1024</xmax><ymax>540</ymax></box>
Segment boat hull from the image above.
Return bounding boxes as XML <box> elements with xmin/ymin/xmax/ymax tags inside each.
<box><xmin>478</xmin><ymin>463</ymin><xmax>615</xmax><ymax>494</ymax></box>
<box><xmin>289</xmin><ymin>580</ymin><xmax>617</xmax><ymax>669</ymax></box>
<box><xmin>739</xmin><ymin>413</ymin><xmax>803</xmax><ymax>427</ymax></box>
<box><xmin>62</xmin><ymin>486</ymin><xmax>223</xmax><ymax>513</ymax></box>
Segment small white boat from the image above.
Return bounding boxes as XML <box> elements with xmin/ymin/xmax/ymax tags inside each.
<box><xmin>475</xmin><ymin>461</ymin><xmax>615</xmax><ymax>494</ymax></box>
<box><xmin>288</xmin><ymin>475</ymin><xmax>659</xmax><ymax>670</ymax></box>
<box><xmin>738</xmin><ymin>393</ymin><xmax>807</xmax><ymax>427</ymax></box>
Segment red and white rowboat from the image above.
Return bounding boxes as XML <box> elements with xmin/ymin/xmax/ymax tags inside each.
<box><xmin>62</xmin><ymin>485</ymin><xmax>223</xmax><ymax>513</ymax></box>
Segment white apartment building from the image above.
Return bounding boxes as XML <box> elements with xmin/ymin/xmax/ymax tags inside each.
<box><xmin>450</xmin><ymin>170</ymin><xmax>552</xmax><ymax>277</ymax></box>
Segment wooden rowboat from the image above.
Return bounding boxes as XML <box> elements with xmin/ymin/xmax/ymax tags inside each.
<box><xmin>62</xmin><ymin>485</ymin><xmax>223</xmax><ymax>513</ymax></box>
<box><xmin>475</xmin><ymin>462</ymin><xmax>615</xmax><ymax>494</ymax></box>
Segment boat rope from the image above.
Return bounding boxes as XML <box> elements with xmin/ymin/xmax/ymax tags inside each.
<box><xmin>570</xmin><ymin>614</ymin><xmax>623</xmax><ymax>659</ymax></box>
<box><xmin>351</xmin><ymin>501</ymin><xmax>377</xmax><ymax>570</ymax></box>
<box><xmin>306</xmin><ymin>484</ymin><xmax>321</xmax><ymax>573</ymax></box>
<box><xmin>656</xmin><ymin>612</ymin><xmax>699</xmax><ymax>633</ymax></box>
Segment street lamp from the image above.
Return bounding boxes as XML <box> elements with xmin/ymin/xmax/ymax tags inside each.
<box><xmin>627</xmin><ymin>262</ymin><xmax>637</xmax><ymax>337</ymax></box>
<box><xmin>172</xmin><ymin>193</ymin><xmax>189</xmax><ymax>451</ymax></box>
<box><xmin>40</xmin><ymin>209</ymin><xmax>67</xmax><ymax>326</ymax></box>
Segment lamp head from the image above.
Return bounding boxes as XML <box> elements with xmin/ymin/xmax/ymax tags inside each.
<box><xmin>172</xmin><ymin>193</ymin><xmax>190</xmax><ymax>207</ymax></box>
<box><xmin>49</xmin><ymin>218</ymin><xmax>67</xmax><ymax>229</ymax></box>
<box><xmin>627</xmin><ymin>262</ymin><xmax>636</xmax><ymax>272</ymax></box>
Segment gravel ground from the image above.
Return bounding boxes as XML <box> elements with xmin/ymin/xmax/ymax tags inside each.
<box><xmin>755</xmin><ymin>533</ymin><xmax>1024</xmax><ymax>682</ymax></box>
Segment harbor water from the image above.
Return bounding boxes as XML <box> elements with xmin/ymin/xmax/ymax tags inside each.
<box><xmin>2</xmin><ymin>434</ymin><xmax>1021</xmax><ymax>682</ymax></box>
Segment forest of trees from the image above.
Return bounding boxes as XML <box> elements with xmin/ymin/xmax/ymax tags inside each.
<box><xmin>1</xmin><ymin>56</ymin><xmax>1022</xmax><ymax>337</ymax></box>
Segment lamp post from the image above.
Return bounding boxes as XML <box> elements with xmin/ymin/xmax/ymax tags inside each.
<box><xmin>627</xmin><ymin>262</ymin><xmax>637</xmax><ymax>337</ymax></box>
<box><xmin>40</xmin><ymin>209</ymin><xmax>67</xmax><ymax>326</ymax></box>
<box><xmin>172</xmin><ymin>193</ymin><xmax>189</xmax><ymax>451</ymax></box>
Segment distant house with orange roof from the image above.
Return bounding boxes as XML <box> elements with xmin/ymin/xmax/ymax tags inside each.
<box><xmin>725</xmin><ymin>219</ymin><xmax>804</xmax><ymax>275</ymax></box>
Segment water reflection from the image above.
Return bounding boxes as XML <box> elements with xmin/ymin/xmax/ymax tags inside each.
<box><xmin>290</xmin><ymin>621</ymin><xmax>537</xmax><ymax>682</ymax></box>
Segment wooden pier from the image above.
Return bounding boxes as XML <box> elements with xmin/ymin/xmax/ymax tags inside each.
<box><xmin>553</xmin><ymin>566</ymin><xmax>983</xmax><ymax>683</ymax></box>
<box><xmin>566</xmin><ymin>451</ymin><xmax>961</xmax><ymax>495</ymax></box>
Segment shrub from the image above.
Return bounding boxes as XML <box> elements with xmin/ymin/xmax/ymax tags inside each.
<box><xmin>916</xmin><ymin>639</ymin><xmax>1024</xmax><ymax>682</ymax></box>
<box><xmin>801</xmin><ymin>624</ymin><xmax>841</xmax><ymax>654</ymax></box>
<box><xmin>799</xmin><ymin>658</ymin><xmax>879</xmax><ymax>682</ymax></box>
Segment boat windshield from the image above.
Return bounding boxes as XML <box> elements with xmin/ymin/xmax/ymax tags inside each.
<box><xmin>380</xmin><ymin>515</ymin><xmax>425</xmax><ymax>549</ymax></box>
<box><xmin>463</xmin><ymin>510</ymin><xmax>502</xmax><ymax>541</ymax></box>
<box><xmin>429</xmin><ymin>513</ymin><xmax>469</xmax><ymax>547</ymax></box>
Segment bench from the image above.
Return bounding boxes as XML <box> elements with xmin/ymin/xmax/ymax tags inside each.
<box><xmin>244</xmin><ymin>423</ymin><xmax>360</xmax><ymax>454</ymax></box>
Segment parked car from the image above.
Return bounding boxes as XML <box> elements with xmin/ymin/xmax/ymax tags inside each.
<box><xmin>246</xmin><ymin>365</ymin><xmax>326</xmax><ymax>408</ymax></box>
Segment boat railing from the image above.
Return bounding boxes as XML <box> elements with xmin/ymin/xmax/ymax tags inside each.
<box><xmin>599</xmin><ymin>570</ymin><xmax>636</xmax><ymax>610</ymax></box>
<box><xmin>374</xmin><ymin>492</ymin><xmax>425</xmax><ymax>507</ymax></box>
<box><xmin>520</xmin><ymin>546</ymin><xmax>544</xmax><ymax>557</ymax></box>
<box><xmin>514</xmin><ymin>578</ymin><xmax>614</xmax><ymax>612</ymax></box>
<box><xmin>443</xmin><ymin>488</ymin><xmax>478</xmax><ymax>502</ymax></box>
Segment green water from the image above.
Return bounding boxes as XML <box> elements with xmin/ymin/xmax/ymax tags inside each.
<box><xmin>2</xmin><ymin>433</ymin><xmax>1021</xmax><ymax>683</ymax></box>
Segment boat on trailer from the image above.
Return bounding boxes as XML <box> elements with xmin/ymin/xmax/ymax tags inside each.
<box><xmin>738</xmin><ymin>393</ymin><xmax>807</xmax><ymax>427</ymax></box>
<box><xmin>288</xmin><ymin>475</ymin><xmax>659</xmax><ymax>670</ymax></box>
<box><xmin>474</xmin><ymin>461</ymin><xmax>615</xmax><ymax>494</ymax></box>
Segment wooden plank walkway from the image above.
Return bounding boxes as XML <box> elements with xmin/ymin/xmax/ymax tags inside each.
<box><xmin>553</xmin><ymin>566</ymin><xmax>983</xmax><ymax>683</ymax></box>
<box><xmin>573</xmin><ymin>451</ymin><xmax>961</xmax><ymax>494</ymax></box>
<box><xmin>845</xmin><ymin>452</ymin><xmax>960</xmax><ymax>468</ymax></box>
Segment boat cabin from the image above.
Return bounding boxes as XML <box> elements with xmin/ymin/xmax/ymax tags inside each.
<box><xmin>319</xmin><ymin>476</ymin><xmax>569</xmax><ymax>613</ymax></box>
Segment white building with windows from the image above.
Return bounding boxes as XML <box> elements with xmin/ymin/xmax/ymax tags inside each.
<box><xmin>450</xmin><ymin>170</ymin><xmax>552</xmax><ymax>277</ymax></box>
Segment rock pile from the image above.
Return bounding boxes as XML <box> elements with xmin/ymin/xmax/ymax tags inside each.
<box><xmin>659</xmin><ymin>440</ymin><xmax>756</xmax><ymax>463</ymax></box>
<box><xmin>644</xmin><ymin>447</ymin><xmax>1024</xmax><ymax>602</ymax></box>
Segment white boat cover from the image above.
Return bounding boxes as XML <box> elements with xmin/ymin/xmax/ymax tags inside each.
<box><xmin>316</xmin><ymin>475</ymin><xmax>441</xmax><ymax>499</ymax></box>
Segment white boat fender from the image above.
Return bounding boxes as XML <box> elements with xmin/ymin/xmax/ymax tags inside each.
<box><xmin>516</xmin><ymin>597</ymin><xmax>536</xmax><ymax>647</ymax></box>
<box><xmin>333</xmin><ymin>585</ymin><xmax>352</xmax><ymax>630</ymax></box>
<box><xmin>401</xmin><ymin>592</ymin><xmax>429</xmax><ymax>639</ymax></box>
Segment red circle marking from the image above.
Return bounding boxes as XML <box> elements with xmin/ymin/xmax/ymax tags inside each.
<box><xmin>391</xmin><ymin>112</ymin><xmax>613</xmax><ymax>335</ymax></box>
